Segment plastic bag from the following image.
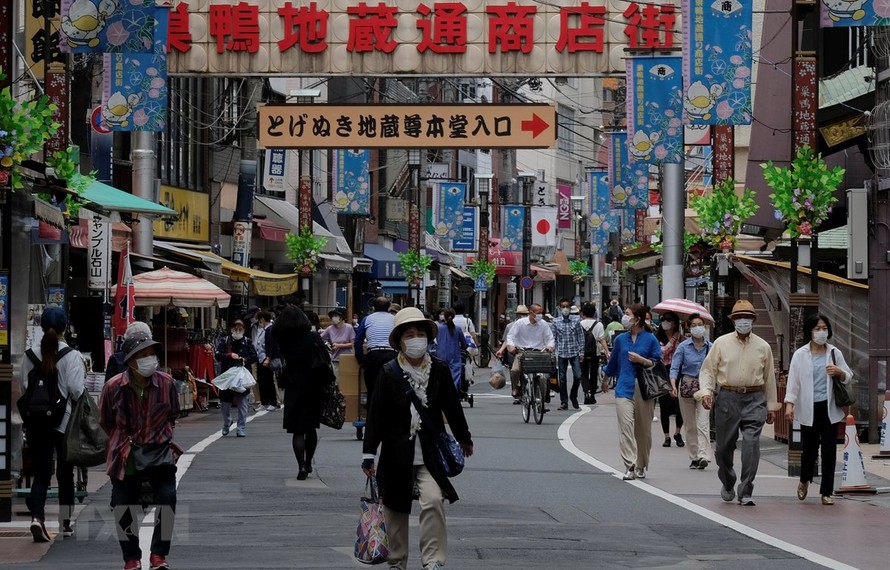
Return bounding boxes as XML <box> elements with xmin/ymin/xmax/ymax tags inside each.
<box><xmin>489</xmin><ymin>359</ymin><xmax>507</xmax><ymax>389</ymax></box>
<box><xmin>212</xmin><ymin>366</ymin><xmax>256</xmax><ymax>393</ymax></box>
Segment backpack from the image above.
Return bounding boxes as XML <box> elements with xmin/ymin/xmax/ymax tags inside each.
<box><xmin>17</xmin><ymin>347</ymin><xmax>75</xmax><ymax>431</ymax></box>
<box><xmin>582</xmin><ymin>321</ymin><xmax>599</xmax><ymax>358</ymax></box>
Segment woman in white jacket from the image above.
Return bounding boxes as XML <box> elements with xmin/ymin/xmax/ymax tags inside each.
<box><xmin>784</xmin><ymin>314</ymin><xmax>853</xmax><ymax>505</ymax></box>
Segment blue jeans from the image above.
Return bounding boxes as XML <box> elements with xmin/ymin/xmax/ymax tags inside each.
<box><xmin>221</xmin><ymin>392</ymin><xmax>249</xmax><ymax>430</ymax></box>
<box><xmin>111</xmin><ymin>467</ymin><xmax>177</xmax><ymax>562</ymax></box>
<box><xmin>558</xmin><ymin>355</ymin><xmax>582</xmax><ymax>405</ymax></box>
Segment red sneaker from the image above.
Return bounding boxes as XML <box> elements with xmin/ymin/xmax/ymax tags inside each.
<box><xmin>149</xmin><ymin>554</ymin><xmax>170</xmax><ymax>570</ymax></box>
<box><xmin>123</xmin><ymin>561</ymin><xmax>142</xmax><ymax>570</ymax></box>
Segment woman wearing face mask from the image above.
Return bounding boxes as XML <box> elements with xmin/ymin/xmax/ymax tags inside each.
<box><xmin>362</xmin><ymin>308</ymin><xmax>473</xmax><ymax>570</ymax></box>
<box><xmin>784</xmin><ymin>314</ymin><xmax>853</xmax><ymax>506</ymax></box>
<box><xmin>321</xmin><ymin>308</ymin><xmax>355</xmax><ymax>379</ymax></box>
<box><xmin>655</xmin><ymin>312</ymin><xmax>684</xmax><ymax>448</ymax></box>
<box><xmin>603</xmin><ymin>303</ymin><xmax>663</xmax><ymax>481</ymax></box>
<box><xmin>669</xmin><ymin>313</ymin><xmax>712</xmax><ymax>469</ymax></box>
<box><xmin>215</xmin><ymin>320</ymin><xmax>258</xmax><ymax>438</ymax></box>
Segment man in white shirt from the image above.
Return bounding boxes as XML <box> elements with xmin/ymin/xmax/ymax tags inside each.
<box><xmin>452</xmin><ymin>303</ymin><xmax>478</xmax><ymax>346</ymax></box>
<box><xmin>505</xmin><ymin>303</ymin><xmax>555</xmax><ymax>405</ymax></box>
<box><xmin>580</xmin><ymin>303</ymin><xmax>610</xmax><ymax>404</ymax></box>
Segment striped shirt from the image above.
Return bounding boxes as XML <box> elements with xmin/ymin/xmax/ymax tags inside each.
<box><xmin>355</xmin><ymin>311</ymin><xmax>396</xmax><ymax>355</ymax></box>
<box><xmin>100</xmin><ymin>370</ymin><xmax>180</xmax><ymax>481</ymax></box>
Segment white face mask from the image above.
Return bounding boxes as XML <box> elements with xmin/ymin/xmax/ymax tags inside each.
<box><xmin>231</xmin><ymin>332</ymin><xmax>244</xmax><ymax>340</ymax></box>
<box><xmin>621</xmin><ymin>315</ymin><xmax>633</xmax><ymax>329</ymax></box>
<box><xmin>135</xmin><ymin>355</ymin><xmax>159</xmax><ymax>378</ymax></box>
<box><xmin>331</xmin><ymin>316</ymin><xmax>341</xmax><ymax>325</ymax></box>
<box><xmin>690</xmin><ymin>325</ymin><xmax>706</xmax><ymax>339</ymax></box>
<box><xmin>734</xmin><ymin>318</ymin><xmax>753</xmax><ymax>335</ymax></box>
<box><xmin>661</xmin><ymin>321</ymin><xmax>673</xmax><ymax>331</ymax></box>
<box><xmin>560</xmin><ymin>307</ymin><xmax>570</xmax><ymax>317</ymax></box>
<box><xmin>402</xmin><ymin>337</ymin><xmax>428</xmax><ymax>359</ymax></box>
<box><xmin>812</xmin><ymin>330</ymin><xmax>829</xmax><ymax>345</ymax></box>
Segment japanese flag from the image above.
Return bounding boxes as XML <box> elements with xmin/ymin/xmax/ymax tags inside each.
<box><xmin>531</xmin><ymin>207</ymin><xmax>557</xmax><ymax>247</ymax></box>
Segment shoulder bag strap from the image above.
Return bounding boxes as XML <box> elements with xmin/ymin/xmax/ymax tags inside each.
<box><xmin>24</xmin><ymin>349</ymin><xmax>40</xmax><ymax>367</ymax></box>
<box><xmin>391</xmin><ymin>364</ymin><xmax>441</xmax><ymax>435</ymax></box>
<box><xmin>830</xmin><ymin>348</ymin><xmax>837</xmax><ymax>365</ymax></box>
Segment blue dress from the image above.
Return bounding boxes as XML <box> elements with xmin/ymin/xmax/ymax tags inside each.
<box><xmin>436</xmin><ymin>323</ymin><xmax>468</xmax><ymax>390</ymax></box>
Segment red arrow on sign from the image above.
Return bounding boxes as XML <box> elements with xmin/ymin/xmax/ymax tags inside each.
<box><xmin>521</xmin><ymin>113</ymin><xmax>549</xmax><ymax>138</ymax></box>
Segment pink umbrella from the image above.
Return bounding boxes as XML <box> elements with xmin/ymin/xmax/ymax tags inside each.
<box><xmin>652</xmin><ymin>298</ymin><xmax>714</xmax><ymax>323</ymax></box>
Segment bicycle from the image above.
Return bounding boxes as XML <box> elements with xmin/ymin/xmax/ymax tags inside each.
<box><xmin>517</xmin><ymin>349</ymin><xmax>553</xmax><ymax>425</ymax></box>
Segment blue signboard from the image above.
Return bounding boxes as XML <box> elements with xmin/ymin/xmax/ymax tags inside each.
<box><xmin>102</xmin><ymin>52</ymin><xmax>168</xmax><ymax>132</ymax></box>
<box><xmin>626</xmin><ymin>56</ymin><xmax>684</xmax><ymax>164</ymax></box>
<box><xmin>474</xmin><ymin>274</ymin><xmax>488</xmax><ymax>292</ymax></box>
<box><xmin>588</xmin><ymin>170</ymin><xmax>610</xmax><ymax>216</ymax></box>
<box><xmin>333</xmin><ymin>149</ymin><xmax>371</xmax><ymax>215</ymax></box>
<box><xmin>435</xmin><ymin>182</ymin><xmax>466</xmax><ymax>239</ymax></box>
<box><xmin>501</xmin><ymin>205</ymin><xmax>525</xmax><ymax>252</ymax></box>
<box><xmin>820</xmin><ymin>1</ymin><xmax>890</xmax><ymax>27</ymax></box>
<box><xmin>452</xmin><ymin>206</ymin><xmax>477</xmax><ymax>252</ymax></box>
<box><xmin>60</xmin><ymin>0</ymin><xmax>161</xmax><ymax>54</ymax></box>
<box><xmin>683</xmin><ymin>0</ymin><xmax>753</xmax><ymax>125</ymax></box>
<box><xmin>589</xmin><ymin>210</ymin><xmax>620</xmax><ymax>255</ymax></box>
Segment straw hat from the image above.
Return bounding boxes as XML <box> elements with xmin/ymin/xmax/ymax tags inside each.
<box><xmin>388</xmin><ymin>307</ymin><xmax>437</xmax><ymax>351</ymax></box>
<box><xmin>515</xmin><ymin>304</ymin><xmax>529</xmax><ymax>315</ymax></box>
<box><xmin>729</xmin><ymin>300</ymin><xmax>756</xmax><ymax>319</ymax></box>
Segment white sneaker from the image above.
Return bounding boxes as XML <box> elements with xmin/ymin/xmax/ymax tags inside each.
<box><xmin>265</xmin><ymin>405</ymin><xmax>277</xmax><ymax>411</ymax></box>
<box><xmin>635</xmin><ymin>468</ymin><xmax>646</xmax><ymax>479</ymax></box>
<box><xmin>653</xmin><ymin>416</ymin><xmax>659</xmax><ymax>422</ymax></box>
<box><xmin>622</xmin><ymin>468</ymin><xmax>637</xmax><ymax>480</ymax></box>
<box><xmin>254</xmin><ymin>404</ymin><xmax>264</xmax><ymax>412</ymax></box>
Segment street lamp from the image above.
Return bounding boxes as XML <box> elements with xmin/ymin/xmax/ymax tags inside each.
<box><xmin>517</xmin><ymin>171</ymin><xmax>536</xmax><ymax>305</ymax></box>
<box><xmin>475</xmin><ymin>172</ymin><xmax>494</xmax><ymax>367</ymax></box>
<box><xmin>407</xmin><ymin>149</ymin><xmax>423</xmax><ymax>307</ymax></box>
<box><xmin>570</xmin><ymin>195</ymin><xmax>585</xmax><ymax>300</ymax></box>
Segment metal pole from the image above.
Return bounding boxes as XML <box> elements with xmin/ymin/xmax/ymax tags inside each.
<box><xmin>661</xmin><ymin>162</ymin><xmax>685</xmax><ymax>300</ymax></box>
<box><xmin>131</xmin><ymin>132</ymin><xmax>156</xmax><ymax>258</ymax></box>
<box><xmin>521</xmin><ymin>176</ymin><xmax>533</xmax><ymax>306</ymax></box>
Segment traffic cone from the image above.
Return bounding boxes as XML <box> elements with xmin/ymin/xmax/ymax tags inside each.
<box><xmin>873</xmin><ymin>391</ymin><xmax>890</xmax><ymax>460</ymax></box>
<box><xmin>836</xmin><ymin>415</ymin><xmax>877</xmax><ymax>495</ymax></box>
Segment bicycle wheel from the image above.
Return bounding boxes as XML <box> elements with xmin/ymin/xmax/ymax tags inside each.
<box><xmin>521</xmin><ymin>374</ymin><xmax>531</xmax><ymax>423</ymax></box>
<box><xmin>532</xmin><ymin>375</ymin><xmax>544</xmax><ymax>425</ymax></box>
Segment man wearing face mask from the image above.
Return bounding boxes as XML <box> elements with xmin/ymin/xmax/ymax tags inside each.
<box><xmin>551</xmin><ymin>298</ymin><xmax>585</xmax><ymax>410</ymax></box>
<box><xmin>100</xmin><ymin>327</ymin><xmax>179</xmax><ymax>570</ymax></box>
<box><xmin>215</xmin><ymin>320</ymin><xmax>258</xmax><ymax>437</ymax></box>
<box><xmin>695</xmin><ymin>300</ymin><xmax>779</xmax><ymax>506</ymax></box>
<box><xmin>505</xmin><ymin>303</ymin><xmax>555</xmax><ymax>406</ymax></box>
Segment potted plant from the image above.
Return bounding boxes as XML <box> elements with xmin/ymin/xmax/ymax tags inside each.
<box><xmin>397</xmin><ymin>250</ymin><xmax>433</xmax><ymax>285</ymax></box>
<box><xmin>285</xmin><ymin>227</ymin><xmax>328</xmax><ymax>274</ymax></box>
<box><xmin>689</xmin><ymin>177</ymin><xmax>759</xmax><ymax>251</ymax></box>
<box><xmin>467</xmin><ymin>259</ymin><xmax>496</xmax><ymax>287</ymax></box>
<box><xmin>761</xmin><ymin>145</ymin><xmax>845</xmax><ymax>238</ymax></box>
<box><xmin>568</xmin><ymin>259</ymin><xmax>591</xmax><ymax>283</ymax></box>
<box><xmin>43</xmin><ymin>146</ymin><xmax>96</xmax><ymax>221</ymax></box>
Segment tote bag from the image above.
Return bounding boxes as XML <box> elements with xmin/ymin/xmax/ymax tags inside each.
<box><xmin>355</xmin><ymin>477</ymin><xmax>389</xmax><ymax>564</ymax></box>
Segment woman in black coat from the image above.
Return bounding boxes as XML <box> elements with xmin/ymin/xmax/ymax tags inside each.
<box><xmin>273</xmin><ymin>306</ymin><xmax>328</xmax><ymax>480</ymax></box>
<box><xmin>362</xmin><ymin>308</ymin><xmax>473</xmax><ymax>570</ymax></box>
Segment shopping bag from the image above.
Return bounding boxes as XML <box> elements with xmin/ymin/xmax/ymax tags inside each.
<box><xmin>489</xmin><ymin>358</ymin><xmax>506</xmax><ymax>390</ymax></box>
<box><xmin>355</xmin><ymin>477</ymin><xmax>389</xmax><ymax>565</ymax></box>
<box><xmin>212</xmin><ymin>366</ymin><xmax>255</xmax><ymax>393</ymax></box>
<box><xmin>232</xmin><ymin>367</ymin><xmax>256</xmax><ymax>392</ymax></box>
<box><xmin>637</xmin><ymin>361</ymin><xmax>671</xmax><ymax>400</ymax></box>
<box><xmin>63</xmin><ymin>391</ymin><xmax>108</xmax><ymax>467</ymax></box>
<box><xmin>320</xmin><ymin>381</ymin><xmax>346</xmax><ymax>430</ymax></box>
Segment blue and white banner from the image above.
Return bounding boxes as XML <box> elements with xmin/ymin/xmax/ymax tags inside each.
<box><xmin>501</xmin><ymin>205</ymin><xmax>525</xmax><ymax>252</ymax></box>
<box><xmin>452</xmin><ymin>206</ymin><xmax>477</xmax><ymax>252</ymax></box>
<box><xmin>683</xmin><ymin>0</ymin><xmax>753</xmax><ymax>125</ymax></box>
<box><xmin>101</xmin><ymin>52</ymin><xmax>167</xmax><ymax>132</ymax></box>
<box><xmin>588</xmin><ymin>210</ymin><xmax>620</xmax><ymax>255</ymax></box>
<box><xmin>333</xmin><ymin>149</ymin><xmax>370</xmax><ymax>215</ymax></box>
<box><xmin>435</xmin><ymin>182</ymin><xmax>466</xmax><ymax>239</ymax></box>
<box><xmin>619</xmin><ymin>210</ymin><xmax>635</xmax><ymax>245</ymax></box>
<box><xmin>626</xmin><ymin>56</ymin><xmax>684</xmax><ymax>164</ymax></box>
<box><xmin>820</xmin><ymin>1</ymin><xmax>890</xmax><ymax>27</ymax></box>
<box><xmin>588</xmin><ymin>170</ymin><xmax>609</xmax><ymax>216</ymax></box>
<box><xmin>60</xmin><ymin>1</ymin><xmax>161</xmax><ymax>54</ymax></box>
<box><xmin>608</xmin><ymin>132</ymin><xmax>649</xmax><ymax>210</ymax></box>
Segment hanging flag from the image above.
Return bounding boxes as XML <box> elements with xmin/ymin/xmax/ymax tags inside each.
<box><xmin>501</xmin><ymin>205</ymin><xmax>525</xmax><ymax>252</ymax></box>
<box><xmin>102</xmin><ymin>52</ymin><xmax>168</xmax><ymax>131</ymax></box>
<box><xmin>557</xmin><ymin>183</ymin><xmax>572</xmax><ymax>229</ymax></box>
<box><xmin>588</xmin><ymin>169</ymin><xmax>609</xmax><ymax>216</ymax></box>
<box><xmin>608</xmin><ymin>132</ymin><xmax>649</xmax><ymax>210</ymax></box>
<box><xmin>619</xmin><ymin>210</ymin><xmax>636</xmax><ymax>245</ymax></box>
<box><xmin>820</xmin><ymin>1</ymin><xmax>890</xmax><ymax>27</ymax></box>
<box><xmin>589</xmin><ymin>210</ymin><xmax>620</xmax><ymax>255</ymax></box>
<box><xmin>435</xmin><ymin>182</ymin><xmax>465</xmax><ymax>239</ymax></box>
<box><xmin>626</xmin><ymin>55</ymin><xmax>684</xmax><ymax>164</ymax></box>
<box><xmin>332</xmin><ymin>149</ymin><xmax>370</xmax><ymax>215</ymax></box>
<box><xmin>683</xmin><ymin>0</ymin><xmax>753</xmax><ymax>125</ymax></box>
<box><xmin>531</xmin><ymin>207</ymin><xmax>557</xmax><ymax>247</ymax></box>
<box><xmin>60</xmin><ymin>0</ymin><xmax>160</xmax><ymax>54</ymax></box>
<box><xmin>113</xmin><ymin>243</ymin><xmax>135</xmax><ymax>339</ymax></box>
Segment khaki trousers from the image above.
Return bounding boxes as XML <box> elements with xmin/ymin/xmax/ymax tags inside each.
<box><xmin>615</xmin><ymin>382</ymin><xmax>655</xmax><ymax>470</ymax></box>
<box><xmin>678</xmin><ymin>396</ymin><xmax>712</xmax><ymax>463</ymax></box>
<box><xmin>383</xmin><ymin>466</ymin><xmax>446</xmax><ymax>570</ymax></box>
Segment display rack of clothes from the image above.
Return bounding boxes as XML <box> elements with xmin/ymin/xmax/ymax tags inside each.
<box><xmin>187</xmin><ymin>329</ymin><xmax>223</xmax><ymax>409</ymax></box>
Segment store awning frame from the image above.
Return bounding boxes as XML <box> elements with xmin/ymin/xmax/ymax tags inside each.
<box><xmin>154</xmin><ymin>241</ymin><xmax>223</xmax><ymax>273</ymax></box>
<box><xmin>319</xmin><ymin>253</ymin><xmax>353</xmax><ymax>273</ymax></box>
<box><xmin>184</xmin><ymin>248</ymin><xmax>300</xmax><ymax>296</ymax></box>
<box><xmin>80</xmin><ymin>181</ymin><xmax>178</xmax><ymax>218</ymax></box>
<box><xmin>377</xmin><ymin>279</ymin><xmax>410</xmax><ymax>294</ymax></box>
<box><xmin>530</xmin><ymin>264</ymin><xmax>556</xmax><ymax>282</ymax></box>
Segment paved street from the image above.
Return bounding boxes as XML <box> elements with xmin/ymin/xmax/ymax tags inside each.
<box><xmin>1</xmin><ymin>367</ymin><xmax>887</xmax><ymax>569</ymax></box>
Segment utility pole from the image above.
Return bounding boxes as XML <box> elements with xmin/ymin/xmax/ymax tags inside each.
<box><xmin>131</xmin><ymin>132</ymin><xmax>156</xmax><ymax>259</ymax></box>
<box><xmin>661</xmin><ymin>162</ymin><xmax>685</xmax><ymax>300</ymax></box>
<box><xmin>476</xmin><ymin>173</ymin><xmax>493</xmax><ymax>368</ymax></box>
<box><xmin>518</xmin><ymin>172</ymin><xmax>536</xmax><ymax>306</ymax></box>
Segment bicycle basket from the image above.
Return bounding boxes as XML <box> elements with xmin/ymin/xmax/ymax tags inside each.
<box><xmin>521</xmin><ymin>352</ymin><xmax>555</xmax><ymax>374</ymax></box>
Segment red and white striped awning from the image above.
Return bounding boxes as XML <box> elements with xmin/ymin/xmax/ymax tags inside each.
<box><xmin>112</xmin><ymin>267</ymin><xmax>230</xmax><ymax>308</ymax></box>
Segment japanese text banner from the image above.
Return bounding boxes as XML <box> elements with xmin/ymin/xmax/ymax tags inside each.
<box><xmin>435</xmin><ymin>182</ymin><xmax>466</xmax><ymax>239</ymax></box>
<box><xmin>626</xmin><ymin>55</ymin><xmax>684</xmax><ymax>164</ymax></box>
<box><xmin>501</xmin><ymin>206</ymin><xmax>525</xmax><ymax>252</ymax></box>
<box><xmin>333</xmin><ymin>149</ymin><xmax>370</xmax><ymax>215</ymax></box>
<box><xmin>608</xmin><ymin>132</ymin><xmax>649</xmax><ymax>210</ymax></box>
<box><xmin>588</xmin><ymin>209</ymin><xmax>619</xmax><ymax>255</ymax></box>
<box><xmin>820</xmin><ymin>1</ymin><xmax>890</xmax><ymax>27</ymax></box>
<box><xmin>682</xmin><ymin>0</ymin><xmax>752</xmax><ymax>125</ymax></box>
<box><xmin>101</xmin><ymin>52</ymin><xmax>168</xmax><ymax>131</ymax></box>
<box><xmin>588</xmin><ymin>170</ymin><xmax>609</xmax><ymax>216</ymax></box>
<box><xmin>452</xmin><ymin>206</ymin><xmax>477</xmax><ymax>252</ymax></box>
<box><xmin>620</xmin><ymin>210</ymin><xmax>636</xmax><ymax>245</ymax></box>
<box><xmin>60</xmin><ymin>0</ymin><xmax>160</xmax><ymax>54</ymax></box>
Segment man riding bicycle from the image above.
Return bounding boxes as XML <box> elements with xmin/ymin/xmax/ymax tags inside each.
<box><xmin>498</xmin><ymin>303</ymin><xmax>555</xmax><ymax>406</ymax></box>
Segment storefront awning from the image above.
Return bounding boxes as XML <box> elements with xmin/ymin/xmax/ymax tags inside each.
<box><xmin>531</xmin><ymin>265</ymin><xmax>556</xmax><ymax>282</ymax></box>
<box><xmin>353</xmin><ymin>257</ymin><xmax>373</xmax><ymax>273</ymax></box>
<box><xmin>254</xmin><ymin>195</ymin><xmax>351</xmax><ymax>255</ymax></box>
<box><xmin>319</xmin><ymin>253</ymin><xmax>352</xmax><ymax>273</ymax></box>
<box><xmin>377</xmin><ymin>279</ymin><xmax>410</xmax><ymax>294</ymax></box>
<box><xmin>254</xmin><ymin>218</ymin><xmax>288</xmax><ymax>242</ymax></box>
<box><xmin>450</xmin><ymin>266</ymin><xmax>472</xmax><ymax>280</ymax></box>
<box><xmin>34</xmin><ymin>197</ymin><xmax>66</xmax><ymax>229</ymax></box>
<box><xmin>184</xmin><ymin>248</ymin><xmax>300</xmax><ymax>296</ymax></box>
<box><xmin>81</xmin><ymin>181</ymin><xmax>178</xmax><ymax>217</ymax></box>
<box><xmin>155</xmin><ymin>241</ymin><xmax>223</xmax><ymax>273</ymax></box>
<box><xmin>364</xmin><ymin>243</ymin><xmax>404</xmax><ymax>279</ymax></box>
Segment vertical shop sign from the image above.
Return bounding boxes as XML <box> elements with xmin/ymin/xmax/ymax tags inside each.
<box><xmin>435</xmin><ymin>181</ymin><xmax>465</xmax><ymax>238</ymax></box>
<box><xmin>88</xmin><ymin>215</ymin><xmax>110</xmax><ymax>291</ymax></box>
<box><xmin>298</xmin><ymin>174</ymin><xmax>312</xmax><ymax>232</ymax></box>
<box><xmin>452</xmin><ymin>206</ymin><xmax>477</xmax><ymax>251</ymax></box>
<box><xmin>263</xmin><ymin>148</ymin><xmax>287</xmax><ymax>194</ymax></box>
<box><xmin>682</xmin><ymin>0</ymin><xmax>753</xmax><ymax>125</ymax></box>
<box><xmin>501</xmin><ymin>205</ymin><xmax>526</xmax><ymax>252</ymax></box>
<box><xmin>793</xmin><ymin>57</ymin><xmax>817</xmax><ymax>151</ymax></box>
<box><xmin>557</xmin><ymin>183</ymin><xmax>572</xmax><ymax>229</ymax></box>
<box><xmin>333</xmin><ymin>149</ymin><xmax>371</xmax><ymax>215</ymax></box>
<box><xmin>634</xmin><ymin>209</ymin><xmax>647</xmax><ymax>244</ymax></box>
<box><xmin>626</xmin><ymin>55</ymin><xmax>683</xmax><ymax>164</ymax></box>
<box><xmin>588</xmin><ymin>169</ymin><xmax>609</xmax><ymax>216</ymax></box>
<box><xmin>44</xmin><ymin>64</ymin><xmax>69</xmax><ymax>155</ymax></box>
<box><xmin>712</xmin><ymin>125</ymin><xmax>735</xmax><ymax>184</ymax></box>
<box><xmin>232</xmin><ymin>221</ymin><xmax>252</xmax><ymax>267</ymax></box>
<box><xmin>0</xmin><ymin>272</ymin><xmax>8</xmax><ymax>347</ymax></box>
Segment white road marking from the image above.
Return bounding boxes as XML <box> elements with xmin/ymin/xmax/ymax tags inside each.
<box><xmin>140</xmin><ymin>410</ymin><xmax>268</xmax><ymax>567</ymax></box>
<box><xmin>558</xmin><ymin>406</ymin><xmax>858</xmax><ymax>570</ymax></box>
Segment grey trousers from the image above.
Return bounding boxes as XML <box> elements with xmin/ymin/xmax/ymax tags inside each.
<box><xmin>714</xmin><ymin>390</ymin><xmax>767</xmax><ymax>500</ymax></box>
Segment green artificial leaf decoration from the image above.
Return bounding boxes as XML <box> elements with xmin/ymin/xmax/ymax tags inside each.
<box><xmin>467</xmin><ymin>259</ymin><xmax>496</xmax><ymax>286</ymax></box>
<box><xmin>397</xmin><ymin>250</ymin><xmax>433</xmax><ymax>284</ymax></box>
<box><xmin>689</xmin><ymin>177</ymin><xmax>759</xmax><ymax>250</ymax></box>
<box><xmin>568</xmin><ymin>259</ymin><xmax>591</xmax><ymax>283</ymax></box>
<box><xmin>285</xmin><ymin>227</ymin><xmax>328</xmax><ymax>274</ymax></box>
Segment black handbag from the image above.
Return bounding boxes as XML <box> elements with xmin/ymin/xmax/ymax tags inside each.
<box><xmin>637</xmin><ymin>361</ymin><xmax>671</xmax><ymax>400</ymax></box>
<box><xmin>830</xmin><ymin>349</ymin><xmax>856</xmax><ymax>407</ymax></box>
<box><xmin>130</xmin><ymin>440</ymin><xmax>176</xmax><ymax>472</ymax></box>
<box><xmin>320</xmin><ymin>381</ymin><xmax>346</xmax><ymax>430</ymax></box>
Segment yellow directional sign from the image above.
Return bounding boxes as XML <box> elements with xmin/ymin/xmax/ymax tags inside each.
<box><xmin>257</xmin><ymin>104</ymin><xmax>557</xmax><ymax>149</ymax></box>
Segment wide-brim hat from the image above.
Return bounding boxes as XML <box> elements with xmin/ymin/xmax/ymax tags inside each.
<box><xmin>389</xmin><ymin>307</ymin><xmax>437</xmax><ymax>351</ymax></box>
<box><xmin>121</xmin><ymin>331</ymin><xmax>161</xmax><ymax>363</ymax></box>
<box><xmin>328</xmin><ymin>307</ymin><xmax>346</xmax><ymax>319</ymax></box>
<box><xmin>729</xmin><ymin>300</ymin><xmax>757</xmax><ymax>319</ymax></box>
<box><xmin>515</xmin><ymin>304</ymin><xmax>529</xmax><ymax>315</ymax></box>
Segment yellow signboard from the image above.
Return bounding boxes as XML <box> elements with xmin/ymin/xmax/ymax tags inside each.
<box><xmin>153</xmin><ymin>186</ymin><xmax>210</xmax><ymax>242</ymax></box>
<box><xmin>258</xmin><ymin>104</ymin><xmax>557</xmax><ymax>149</ymax></box>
